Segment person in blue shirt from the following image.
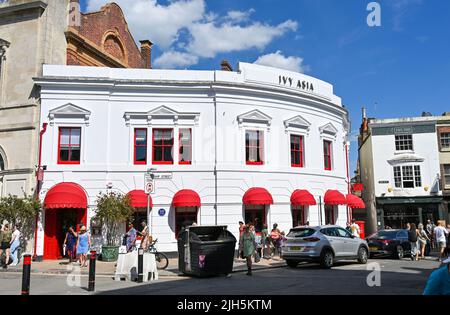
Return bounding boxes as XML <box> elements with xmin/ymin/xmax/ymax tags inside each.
<box><xmin>423</xmin><ymin>257</ymin><xmax>450</xmax><ymax>295</ymax></box>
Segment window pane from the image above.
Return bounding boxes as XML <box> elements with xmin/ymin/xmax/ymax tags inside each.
<box><xmin>71</xmin><ymin>128</ymin><xmax>81</xmax><ymax>145</ymax></box>
<box><xmin>441</xmin><ymin>133</ymin><xmax>450</xmax><ymax>148</ymax></box>
<box><xmin>414</xmin><ymin>166</ymin><xmax>422</xmax><ymax>187</ymax></box>
<box><xmin>179</xmin><ymin>129</ymin><xmax>191</xmax><ymax>163</ymax></box>
<box><xmin>60</xmin><ymin>128</ymin><xmax>70</xmax><ymax>145</ymax></box>
<box><xmin>394</xmin><ymin>166</ymin><xmax>402</xmax><ymax>188</ymax></box>
<box><xmin>59</xmin><ymin>149</ymin><xmax>69</xmax><ymax>161</ymax></box>
<box><xmin>395</xmin><ymin>134</ymin><xmax>413</xmax><ymax>151</ymax></box>
<box><xmin>246</xmin><ymin>130</ymin><xmax>263</xmax><ymax>163</ymax></box>
<box><xmin>135</xmin><ymin>129</ymin><xmax>147</xmax><ymax>145</ymax></box>
<box><xmin>153</xmin><ymin>146</ymin><xmax>162</xmax><ymax>161</ymax></box>
<box><xmin>163</xmin><ymin>129</ymin><xmax>174</xmax><ymax>144</ymax></box>
<box><xmin>154</xmin><ymin>130</ymin><xmax>164</xmax><ymax>145</ymax></box>
<box><xmin>135</xmin><ymin>147</ymin><xmax>146</xmax><ymax>162</ymax></box>
<box><xmin>163</xmin><ymin>146</ymin><xmax>173</xmax><ymax>162</ymax></box>
<box><xmin>70</xmin><ymin>148</ymin><xmax>80</xmax><ymax>162</ymax></box>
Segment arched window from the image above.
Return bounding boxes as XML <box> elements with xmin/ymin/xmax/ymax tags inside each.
<box><xmin>0</xmin><ymin>149</ymin><xmax>5</xmax><ymax>171</ymax></box>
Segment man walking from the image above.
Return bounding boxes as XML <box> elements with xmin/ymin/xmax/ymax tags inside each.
<box><xmin>434</xmin><ymin>220</ymin><xmax>449</xmax><ymax>262</ymax></box>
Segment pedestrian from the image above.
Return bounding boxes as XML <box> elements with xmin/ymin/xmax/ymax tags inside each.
<box><xmin>261</xmin><ymin>223</ymin><xmax>269</xmax><ymax>259</ymax></box>
<box><xmin>138</xmin><ymin>221</ymin><xmax>150</xmax><ymax>251</ymax></box>
<box><xmin>346</xmin><ymin>222</ymin><xmax>352</xmax><ymax>233</ymax></box>
<box><xmin>0</xmin><ymin>223</ymin><xmax>12</xmax><ymax>269</ymax></box>
<box><xmin>408</xmin><ymin>223</ymin><xmax>419</xmax><ymax>261</ymax></box>
<box><xmin>63</xmin><ymin>226</ymin><xmax>78</xmax><ymax>263</ymax></box>
<box><xmin>270</xmin><ymin>225</ymin><xmax>281</xmax><ymax>257</ymax></box>
<box><xmin>406</xmin><ymin>223</ymin><xmax>411</xmax><ymax>230</ymax></box>
<box><xmin>249</xmin><ymin>224</ymin><xmax>261</xmax><ymax>263</ymax></box>
<box><xmin>10</xmin><ymin>224</ymin><xmax>22</xmax><ymax>266</ymax></box>
<box><xmin>305</xmin><ymin>221</ymin><xmax>310</xmax><ymax>226</ymax></box>
<box><xmin>426</xmin><ymin>220</ymin><xmax>436</xmax><ymax>249</ymax></box>
<box><xmin>239</xmin><ymin>225</ymin><xmax>256</xmax><ymax>276</ymax></box>
<box><xmin>237</xmin><ymin>221</ymin><xmax>245</xmax><ymax>259</ymax></box>
<box><xmin>350</xmin><ymin>220</ymin><xmax>360</xmax><ymax>238</ymax></box>
<box><xmin>434</xmin><ymin>220</ymin><xmax>449</xmax><ymax>262</ymax></box>
<box><xmin>417</xmin><ymin>223</ymin><xmax>430</xmax><ymax>260</ymax></box>
<box><xmin>76</xmin><ymin>226</ymin><xmax>91</xmax><ymax>267</ymax></box>
<box><xmin>423</xmin><ymin>257</ymin><xmax>450</xmax><ymax>295</ymax></box>
<box><xmin>125</xmin><ymin>223</ymin><xmax>137</xmax><ymax>252</ymax></box>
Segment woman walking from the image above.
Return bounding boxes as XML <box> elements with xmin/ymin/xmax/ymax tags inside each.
<box><xmin>417</xmin><ymin>223</ymin><xmax>430</xmax><ymax>260</ymax></box>
<box><xmin>76</xmin><ymin>226</ymin><xmax>91</xmax><ymax>267</ymax></box>
<box><xmin>63</xmin><ymin>226</ymin><xmax>78</xmax><ymax>263</ymax></box>
<box><xmin>239</xmin><ymin>225</ymin><xmax>256</xmax><ymax>276</ymax></box>
<box><xmin>0</xmin><ymin>223</ymin><xmax>12</xmax><ymax>269</ymax></box>
<box><xmin>10</xmin><ymin>224</ymin><xmax>21</xmax><ymax>266</ymax></box>
<box><xmin>408</xmin><ymin>223</ymin><xmax>419</xmax><ymax>261</ymax></box>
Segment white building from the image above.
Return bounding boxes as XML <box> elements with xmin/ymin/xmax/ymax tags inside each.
<box><xmin>358</xmin><ymin>113</ymin><xmax>447</xmax><ymax>235</ymax></box>
<box><xmin>34</xmin><ymin>62</ymin><xmax>355</xmax><ymax>259</ymax></box>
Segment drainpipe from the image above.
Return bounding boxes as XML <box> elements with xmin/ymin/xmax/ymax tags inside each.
<box><xmin>345</xmin><ymin>141</ymin><xmax>351</xmax><ymax>222</ymax></box>
<box><xmin>33</xmin><ymin>122</ymin><xmax>48</xmax><ymax>260</ymax></box>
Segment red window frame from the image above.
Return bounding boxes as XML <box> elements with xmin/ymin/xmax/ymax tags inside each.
<box><xmin>133</xmin><ymin>128</ymin><xmax>147</xmax><ymax>165</ymax></box>
<box><xmin>152</xmin><ymin>128</ymin><xmax>174</xmax><ymax>165</ymax></box>
<box><xmin>245</xmin><ymin>130</ymin><xmax>264</xmax><ymax>165</ymax></box>
<box><xmin>179</xmin><ymin>128</ymin><xmax>192</xmax><ymax>165</ymax></box>
<box><xmin>323</xmin><ymin>140</ymin><xmax>332</xmax><ymax>171</ymax></box>
<box><xmin>292</xmin><ymin>206</ymin><xmax>306</xmax><ymax>227</ymax></box>
<box><xmin>290</xmin><ymin>134</ymin><xmax>304</xmax><ymax>168</ymax></box>
<box><xmin>57</xmin><ymin>127</ymin><xmax>81</xmax><ymax>165</ymax></box>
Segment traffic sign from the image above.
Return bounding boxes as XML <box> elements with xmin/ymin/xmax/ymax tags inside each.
<box><xmin>144</xmin><ymin>174</ymin><xmax>154</xmax><ymax>194</ymax></box>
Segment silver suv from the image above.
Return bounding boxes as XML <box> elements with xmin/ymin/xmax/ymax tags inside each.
<box><xmin>281</xmin><ymin>225</ymin><xmax>369</xmax><ymax>269</ymax></box>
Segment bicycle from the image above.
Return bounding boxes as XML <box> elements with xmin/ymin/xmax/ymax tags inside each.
<box><xmin>130</xmin><ymin>239</ymin><xmax>169</xmax><ymax>270</ymax></box>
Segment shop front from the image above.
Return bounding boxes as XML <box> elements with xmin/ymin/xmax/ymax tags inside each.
<box><xmin>172</xmin><ymin>189</ymin><xmax>201</xmax><ymax>237</ymax></box>
<box><xmin>377</xmin><ymin>196</ymin><xmax>445</xmax><ymax>229</ymax></box>
<box><xmin>126</xmin><ymin>189</ymin><xmax>152</xmax><ymax>227</ymax></box>
<box><xmin>290</xmin><ymin>189</ymin><xmax>316</xmax><ymax>227</ymax></box>
<box><xmin>43</xmin><ymin>182</ymin><xmax>88</xmax><ymax>260</ymax></box>
<box><xmin>242</xmin><ymin>187</ymin><xmax>273</xmax><ymax>232</ymax></box>
<box><xmin>323</xmin><ymin>190</ymin><xmax>347</xmax><ymax>225</ymax></box>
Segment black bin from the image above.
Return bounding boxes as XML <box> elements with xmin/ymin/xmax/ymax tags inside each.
<box><xmin>178</xmin><ymin>225</ymin><xmax>236</xmax><ymax>277</ymax></box>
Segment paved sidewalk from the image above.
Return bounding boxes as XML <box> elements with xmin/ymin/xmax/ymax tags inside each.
<box><xmin>1</xmin><ymin>256</ymin><xmax>287</xmax><ymax>277</ymax></box>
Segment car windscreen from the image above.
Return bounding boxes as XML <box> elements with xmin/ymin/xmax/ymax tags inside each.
<box><xmin>287</xmin><ymin>228</ymin><xmax>316</xmax><ymax>238</ymax></box>
<box><xmin>371</xmin><ymin>230</ymin><xmax>399</xmax><ymax>239</ymax></box>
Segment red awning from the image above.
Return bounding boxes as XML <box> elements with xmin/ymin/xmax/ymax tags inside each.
<box><xmin>243</xmin><ymin>187</ymin><xmax>274</xmax><ymax>205</ymax></box>
<box><xmin>127</xmin><ymin>190</ymin><xmax>152</xmax><ymax>208</ymax></box>
<box><xmin>346</xmin><ymin>194</ymin><xmax>365</xmax><ymax>209</ymax></box>
<box><xmin>44</xmin><ymin>182</ymin><xmax>87</xmax><ymax>209</ymax></box>
<box><xmin>291</xmin><ymin>190</ymin><xmax>317</xmax><ymax>206</ymax></box>
<box><xmin>173</xmin><ymin>189</ymin><xmax>201</xmax><ymax>207</ymax></box>
<box><xmin>324</xmin><ymin>190</ymin><xmax>347</xmax><ymax>205</ymax></box>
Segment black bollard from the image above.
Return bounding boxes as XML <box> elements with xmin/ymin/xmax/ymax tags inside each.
<box><xmin>88</xmin><ymin>250</ymin><xmax>96</xmax><ymax>292</ymax></box>
<box><xmin>138</xmin><ymin>248</ymin><xmax>144</xmax><ymax>283</ymax></box>
<box><xmin>21</xmin><ymin>255</ymin><xmax>31</xmax><ymax>295</ymax></box>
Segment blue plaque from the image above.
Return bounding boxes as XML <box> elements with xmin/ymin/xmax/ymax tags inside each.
<box><xmin>158</xmin><ymin>208</ymin><xmax>166</xmax><ymax>217</ymax></box>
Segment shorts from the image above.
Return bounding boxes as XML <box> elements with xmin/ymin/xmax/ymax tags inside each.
<box><xmin>418</xmin><ymin>239</ymin><xmax>427</xmax><ymax>248</ymax></box>
<box><xmin>438</xmin><ymin>241</ymin><xmax>447</xmax><ymax>249</ymax></box>
<box><xmin>0</xmin><ymin>242</ymin><xmax>10</xmax><ymax>250</ymax></box>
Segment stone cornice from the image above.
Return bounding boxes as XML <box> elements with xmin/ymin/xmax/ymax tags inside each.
<box><xmin>0</xmin><ymin>1</ymin><xmax>47</xmax><ymax>18</ymax></box>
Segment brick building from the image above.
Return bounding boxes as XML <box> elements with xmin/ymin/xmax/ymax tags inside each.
<box><xmin>66</xmin><ymin>0</ymin><xmax>152</xmax><ymax>68</ymax></box>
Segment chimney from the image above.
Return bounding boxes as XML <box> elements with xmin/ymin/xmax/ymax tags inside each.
<box><xmin>220</xmin><ymin>60</ymin><xmax>233</xmax><ymax>71</ymax></box>
<box><xmin>139</xmin><ymin>40</ymin><xmax>153</xmax><ymax>69</ymax></box>
<box><xmin>69</xmin><ymin>0</ymin><xmax>81</xmax><ymax>28</ymax></box>
<box><xmin>360</xmin><ymin>107</ymin><xmax>369</xmax><ymax>135</ymax></box>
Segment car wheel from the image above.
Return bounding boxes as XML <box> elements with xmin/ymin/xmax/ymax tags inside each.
<box><xmin>285</xmin><ymin>260</ymin><xmax>298</xmax><ymax>268</ymax></box>
<box><xmin>357</xmin><ymin>247</ymin><xmax>368</xmax><ymax>264</ymax></box>
<box><xmin>394</xmin><ymin>245</ymin><xmax>404</xmax><ymax>260</ymax></box>
<box><xmin>320</xmin><ymin>249</ymin><xmax>334</xmax><ymax>269</ymax></box>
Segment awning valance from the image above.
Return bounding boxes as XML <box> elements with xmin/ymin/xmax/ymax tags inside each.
<box><xmin>243</xmin><ymin>187</ymin><xmax>274</xmax><ymax>205</ymax></box>
<box><xmin>173</xmin><ymin>189</ymin><xmax>201</xmax><ymax>207</ymax></box>
<box><xmin>44</xmin><ymin>182</ymin><xmax>87</xmax><ymax>209</ymax></box>
<box><xmin>291</xmin><ymin>190</ymin><xmax>316</xmax><ymax>206</ymax></box>
<box><xmin>126</xmin><ymin>190</ymin><xmax>152</xmax><ymax>208</ymax></box>
<box><xmin>324</xmin><ymin>190</ymin><xmax>347</xmax><ymax>206</ymax></box>
<box><xmin>346</xmin><ymin>194</ymin><xmax>365</xmax><ymax>209</ymax></box>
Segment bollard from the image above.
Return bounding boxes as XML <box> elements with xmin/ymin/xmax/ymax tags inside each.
<box><xmin>88</xmin><ymin>250</ymin><xmax>96</xmax><ymax>292</ymax></box>
<box><xmin>21</xmin><ymin>254</ymin><xmax>31</xmax><ymax>295</ymax></box>
<box><xmin>138</xmin><ymin>248</ymin><xmax>144</xmax><ymax>283</ymax></box>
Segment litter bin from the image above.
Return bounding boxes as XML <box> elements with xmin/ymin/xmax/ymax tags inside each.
<box><xmin>178</xmin><ymin>225</ymin><xmax>236</xmax><ymax>277</ymax></box>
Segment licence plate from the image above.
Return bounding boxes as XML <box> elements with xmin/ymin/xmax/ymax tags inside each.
<box><xmin>290</xmin><ymin>246</ymin><xmax>303</xmax><ymax>251</ymax></box>
<box><xmin>369</xmin><ymin>246</ymin><xmax>378</xmax><ymax>251</ymax></box>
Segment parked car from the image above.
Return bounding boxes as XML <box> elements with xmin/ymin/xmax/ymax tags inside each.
<box><xmin>365</xmin><ymin>229</ymin><xmax>426</xmax><ymax>259</ymax></box>
<box><xmin>281</xmin><ymin>225</ymin><xmax>369</xmax><ymax>269</ymax></box>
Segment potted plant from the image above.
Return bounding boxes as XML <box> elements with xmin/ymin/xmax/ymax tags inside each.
<box><xmin>94</xmin><ymin>191</ymin><xmax>133</xmax><ymax>262</ymax></box>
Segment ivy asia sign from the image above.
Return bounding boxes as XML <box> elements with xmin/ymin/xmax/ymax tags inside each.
<box><xmin>278</xmin><ymin>75</ymin><xmax>315</xmax><ymax>93</ymax></box>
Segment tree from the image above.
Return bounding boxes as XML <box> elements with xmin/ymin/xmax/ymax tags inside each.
<box><xmin>93</xmin><ymin>191</ymin><xmax>133</xmax><ymax>246</ymax></box>
<box><xmin>0</xmin><ymin>195</ymin><xmax>40</xmax><ymax>247</ymax></box>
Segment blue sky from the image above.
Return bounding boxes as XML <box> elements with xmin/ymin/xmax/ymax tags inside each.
<box><xmin>80</xmin><ymin>0</ymin><xmax>450</xmax><ymax>175</ymax></box>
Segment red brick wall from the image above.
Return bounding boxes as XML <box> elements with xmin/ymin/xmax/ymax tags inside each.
<box><xmin>73</xmin><ymin>3</ymin><xmax>147</xmax><ymax>68</ymax></box>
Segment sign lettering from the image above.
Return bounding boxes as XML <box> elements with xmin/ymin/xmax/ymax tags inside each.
<box><xmin>279</xmin><ymin>75</ymin><xmax>314</xmax><ymax>92</ymax></box>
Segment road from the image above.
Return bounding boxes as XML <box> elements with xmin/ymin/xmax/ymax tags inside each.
<box><xmin>0</xmin><ymin>258</ymin><xmax>440</xmax><ymax>295</ymax></box>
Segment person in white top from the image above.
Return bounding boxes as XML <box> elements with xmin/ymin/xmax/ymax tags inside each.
<box><xmin>434</xmin><ymin>220</ymin><xmax>449</xmax><ymax>262</ymax></box>
<box><xmin>10</xmin><ymin>224</ymin><xmax>21</xmax><ymax>266</ymax></box>
<box><xmin>350</xmin><ymin>220</ymin><xmax>360</xmax><ymax>238</ymax></box>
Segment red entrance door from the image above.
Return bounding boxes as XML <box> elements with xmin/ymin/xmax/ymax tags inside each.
<box><xmin>44</xmin><ymin>208</ymin><xmax>87</xmax><ymax>260</ymax></box>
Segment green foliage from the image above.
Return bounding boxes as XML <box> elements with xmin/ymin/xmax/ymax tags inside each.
<box><xmin>0</xmin><ymin>195</ymin><xmax>41</xmax><ymax>244</ymax></box>
<box><xmin>94</xmin><ymin>191</ymin><xmax>133</xmax><ymax>246</ymax></box>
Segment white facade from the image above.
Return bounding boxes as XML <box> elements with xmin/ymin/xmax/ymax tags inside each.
<box><xmin>35</xmin><ymin>62</ymin><xmax>350</xmax><ymax>256</ymax></box>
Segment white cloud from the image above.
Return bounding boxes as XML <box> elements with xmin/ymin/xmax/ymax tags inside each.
<box><xmin>87</xmin><ymin>0</ymin><xmax>299</xmax><ymax>69</ymax></box>
<box><xmin>254</xmin><ymin>51</ymin><xmax>308</xmax><ymax>73</ymax></box>
<box><xmin>154</xmin><ymin>51</ymin><xmax>199</xmax><ymax>69</ymax></box>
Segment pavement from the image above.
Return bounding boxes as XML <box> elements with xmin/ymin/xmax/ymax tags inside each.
<box><xmin>1</xmin><ymin>255</ymin><xmax>287</xmax><ymax>277</ymax></box>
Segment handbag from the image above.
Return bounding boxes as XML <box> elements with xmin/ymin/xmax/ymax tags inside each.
<box><xmin>240</xmin><ymin>251</ymin><xmax>244</xmax><ymax>259</ymax></box>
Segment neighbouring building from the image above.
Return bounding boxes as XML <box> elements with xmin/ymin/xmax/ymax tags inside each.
<box><xmin>33</xmin><ymin>62</ymin><xmax>359</xmax><ymax>259</ymax></box>
<box><xmin>358</xmin><ymin>110</ymin><xmax>447</xmax><ymax>236</ymax></box>
<box><xmin>436</xmin><ymin>113</ymin><xmax>450</xmax><ymax>219</ymax></box>
<box><xmin>0</xmin><ymin>0</ymin><xmax>151</xmax><ymax>200</ymax></box>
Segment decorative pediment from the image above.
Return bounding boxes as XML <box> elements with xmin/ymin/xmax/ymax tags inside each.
<box><xmin>319</xmin><ymin>123</ymin><xmax>338</xmax><ymax>137</ymax></box>
<box><xmin>284</xmin><ymin>115</ymin><xmax>311</xmax><ymax>131</ymax></box>
<box><xmin>387</xmin><ymin>153</ymin><xmax>425</xmax><ymax>165</ymax></box>
<box><xmin>124</xmin><ymin>105</ymin><xmax>200</xmax><ymax>126</ymax></box>
<box><xmin>237</xmin><ymin>110</ymin><xmax>272</xmax><ymax>126</ymax></box>
<box><xmin>0</xmin><ymin>38</ymin><xmax>10</xmax><ymax>59</ymax></box>
<box><xmin>48</xmin><ymin>103</ymin><xmax>91</xmax><ymax>126</ymax></box>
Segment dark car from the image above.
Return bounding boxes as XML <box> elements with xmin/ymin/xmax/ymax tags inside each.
<box><xmin>367</xmin><ymin>229</ymin><xmax>414</xmax><ymax>259</ymax></box>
